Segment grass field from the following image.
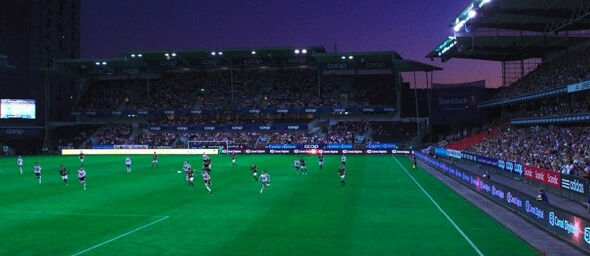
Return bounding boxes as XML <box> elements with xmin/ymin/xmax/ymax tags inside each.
<box><xmin>0</xmin><ymin>154</ymin><xmax>539</xmax><ymax>256</ymax></box>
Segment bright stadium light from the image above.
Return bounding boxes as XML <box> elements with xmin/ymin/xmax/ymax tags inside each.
<box><xmin>218</xmin><ymin>51</ymin><xmax>223</xmax><ymax>55</ymax></box>
<box><xmin>251</xmin><ymin>51</ymin><xmax>256</xmax><ymax>55</ymax></box>
<box><xmin>171</xmin><ymin>53</ymin><xmax>177</xmax><ymax>57</ymax></box>
<box><xmin>301</xmin><ymin>49</ymin><xmax>307</xmax><ymax>54</ymax></box>
<box><xmin>348</xmin><ymin>56</ymin><xmax>353</xmax><ymax>59</ymax></box>
<box><xmin>341</xmin><ymin>56</ymin><xmax>345</xmax><ymax>60</ymax></box>
<box><xmin>294</xmin><ymin>49</ymin><xmax>300</xmax><ymax>54</ymax></box>
<box><xmin>137</xmin><ymin>54</ymin><xmax>142</xmax><ymax>57</ymax></box>
<box><xmin>95</xmin><ymin>62</ymin><xmax>100</xmax><ymax>65</ymax></box>
<box><xmin>130</xmin><ymin>54</ymin><xmax>136</xmax><ymax>58</ymax></box>
<box><xmin>211</xmin><ymin>51</ymin><xmax>216</xmax><ymax>56</ymax></box>
<box><xmin>165</xmin><ymin>53</ymin><xmax>170</xmax><ymax>57</ymax></box>
<box><xmin>468</xmin><ymin>10</ymin><xmax>476</xmax><ymax>18</ymax></box>
<box><xmin>101</xmin><ymin>61</ymin><xmax>107</xmax><ymax>65</ymax></box>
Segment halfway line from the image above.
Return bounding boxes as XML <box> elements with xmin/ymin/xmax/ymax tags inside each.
<box><xmin>70</xmin><ymin>215</ymin><xmax>169</xmax><ymax>256</ymax></box>
<box><xmin>392</xmin><ymin>156</ymin><xmax>484</xmax><ymax>256</ymax></box>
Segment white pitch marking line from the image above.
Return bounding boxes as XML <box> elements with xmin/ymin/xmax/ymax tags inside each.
<box><xmin>392</xmin><ymin>156</ymin><xmax>484</xmax><ymax>256</ymax></box>
<box><xmin>0</xmin><ymin>211</ymin><xmax>166</xmax><ymax>218</ymax></box>
<box><xmin>70</xmin><ymin>215</ymin><xmax>169</xmax><ymax>256</ymax></box>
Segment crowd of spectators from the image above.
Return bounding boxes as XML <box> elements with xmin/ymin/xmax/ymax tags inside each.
<box><xmin>52</xmin><ymin>125</ymin><xmax>98</xmax><ymax>150</ymax></box>
<box><xmin>75</xmin><ymin>68</ymin><xmax>398</xmax><ymax>112</ymax></box>
<box><xmin>489</xmin><ymin>47</ymin><xmax>590</xmax><ymax>101</ymax></box>
<box><xmin>465</xmin><ymin>125</ymin><xmax>590</xmax><ymax>178</ymax></box>
<box><xmin>89</xmin><ymin>124</ymin><xmax>132</xmax><ymax>145</ymax></box>
<box><xmin>131</xmin><ymin>131</ymin><xmax>177</xmax><ymax>148</ymax></box>
<box><xmin>324</xmin><ymin>121</ymin><xmax>368</xmax><ymax>144</ymax></box>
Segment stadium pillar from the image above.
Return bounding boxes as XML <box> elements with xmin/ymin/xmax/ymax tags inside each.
<box><xmin>413</xmin><ymin>71</ymin><xmax>420</xmax><ymax>131</ymax></box>
<box><xmin>44</xmin><ymin>71</ymin><xmax>49</xmax><ymax>148</ymax></box>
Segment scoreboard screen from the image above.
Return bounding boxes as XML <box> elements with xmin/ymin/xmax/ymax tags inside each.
<box><xmin>0</xmin><ymin>99</ymin><xmax>36</xmax><ymax>119</ymax></box>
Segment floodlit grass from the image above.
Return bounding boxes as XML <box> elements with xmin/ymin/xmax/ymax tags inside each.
<box><xmin>0</xmin><ymin>154</ymin><xmax>538</xmax><ymax>256</ymax></box>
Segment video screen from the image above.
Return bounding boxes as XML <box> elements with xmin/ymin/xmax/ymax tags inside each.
<box><xmin>0</xmin><ymin>99</ymin><xmax>36</xmax><ymax>119</ymax></box>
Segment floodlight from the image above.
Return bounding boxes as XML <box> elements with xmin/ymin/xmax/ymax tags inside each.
<box><xmin>165</xmin><ymin>53</ymin><xmax>170</xmax><ymax>57</ymax></box>
<box><xmin>137</xmin><ymin>54</ymin><xmax>142</xmax><ymax>57</ymax></box>
<box><xmin>251</xmin><ymin>51</ymin><xmax>256</xmax><ymax>55</ymax></box>
<box><xmin>468</xmin><ymin>10</ymin><xmax>476</xmax><ymax>18</ymax></box>
<box><xmin>130</xmin><ymin>54</ymin><xmax>136</xmax><ymax>58</ymax></box>
<box><xmin>95</xmin><ymin>62</ymin><xmax>100</xmax><ymax>65</ymax></box>
<box><xmin>218</xmin><ymin>52</ymin><xmax>223</xmax><ymax>55</ymax></box>
<box><xmin>211</xmin><ymin>51</ymin><xmax>216</xmax><ymax>56</ymax></box>
<box><xmin>341</xmin><ymin>56</ymin><xmax>345</xmax><ymax>59</ymax></box>
<box><xmin>294</xmin><ymin>49</ymin><xmax>300</xmax><ymax>54</ymax></box>
<box><xmin>171</xmin><ymin>53</ymin><xmax>177</xmax><ymax>57</ymax></box>
<box><xmin>453</xmin><ymin>23</ymin><xmax>463</xmax><ymax>32</ymax></box>
<box><xmin>348</xmin><ymin>56</ymin><xmax>353</xmax><ymax>59</ymax></box>
<box><xmin>301</xmin><ymin>49</ymin><xmax>307</xmax><ymax>54</ymax></box>
<box><xmin>101</xmin><ymin>61</ymin><xmax>107</xmax><ymax>65</ymax></box>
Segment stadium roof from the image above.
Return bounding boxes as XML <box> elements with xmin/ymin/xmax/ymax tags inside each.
<box><xmin>43</xmin><ymin>46</ymin><xmax>441</xmax><ymax>78</ymax></box>
<box><xmin>427</xmin><ymin>0</ymin><xmax>590</xmax><ymax>62</ymax></box>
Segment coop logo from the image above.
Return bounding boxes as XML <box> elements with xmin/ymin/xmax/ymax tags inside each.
<box><xmin>87</xmin><ymin>68</ymin><xmax>106</xmax><ymax>74</ymax></box>
<box><xmin>305</xmin><ymin>108</ymin><xmax>317</xmax><ymax>113</ymax></box>
<box><xmin>286</xmin><ymin>57</ymin><xmax>308</xmax><ymax>64</ymax></box>
<box><xmin>287</xmin><ymin>126</ymin><xmax>300</xmax><ymax>130</ymax></box>
<box><xmin>121</xmin><ymin>67</ymin><xmax>141</xmax><ymax>75</ymax></box>
<box><xmin>304</xmin><ymin>144</ymin><xmax>319</xmax><ymax>149</ymax></box>
<box><xmin>200</xmin><ymin>59</ymin><xmax>220</xmax><ymax>66</ymax></box>
<box><xmin>249</xmin><ymin>109</ymin><xmax>261</xmax><ymax>114</ymax></box>
<box><xmin>190</xmin><ymin>110</ymin><xmax>202</xmax><ymax>114</ymax></box>
<box><xmin>505</xmin><ymin>161</ymin><xmax>513</xmax><ymax>171</ymax></box>
<box><xmin>204</xmin><ymin>126</ymin><xmax>215</xmax><ymax>130</ymax></box>
<box><xmin>5</xmin><ymin>129</ymin><xmax>24</xmax><ymax>135</ymax></box>
<box><xmin>333</xmin><ymin>108</ymin><xmax>345</xmax><ymax>112</ymax></box>
<box><xmin>513</xmin><ymin>163</ymin><xmax>523</xmax><ymax>175</ymax></box>
<box><xmin>584</xmin><ymin>227</ymin><xmax>590</xmax><ymax>244</ymax></box>
<box><xmin>259</xmin><ymin>126</ymin><xmax>271</xmax><ymax>130</ymax></box>
<box><xmin>111</xmin><ymin>111</ymin><xmax>122</xmax><ymax>115</ymax></box>
<box><xmin>243</xmin><ymin>58</ymin><xmax>263</xmax><ymax>65</ymax></box>
<box><xmin>149</xmin><ymin>127</ymin><xmax>161</xmax><ymax>131</ymax></box>
<box><xmin>362</xmin><ymin>108</ymin><xmax>375</xmax><ymax>112</ymax></box>
<box><xmin>561</xmin><ymin>177</ymin><xmax>584</xmax><ymax>193</ymax></box>
<box><xmin>326</xmin><ymin>63</ymin><xmax>347</xmax><ymax>69</ymax></box>
<box><xmin>231</xmin><ymin>126</ymin><xmax>243</xmax><ymax>130</ymax></box>
<box><xmin>137</xmin><ymin>110</ymin><xmax>149</xmax><ymax>115</ymax></box>
<box><xmin>498</xmin><ymin>160</ymin><xmax>505</xmax><ymax>169</ymax></box>
<box><xmin>383</xmin><ymin>107</ymin><xmax>395</xmax><ymax>112</ymax></box>
<box><xmin>176</xmin><ymin>126</ymin><xmax>188</xmax><ymax>131</ymax></box>
<box><xmin>276</xmin><ymin>109</ymin><xmax>289</xmax><ymax>113</ymax></box>
<box><xmin>365</xmin><ymin>62</ymin><xmax>386</xmax><ymax>68</ymax></box>
<box><xmin>164</xmin><ymin>110</ymin><xmax>175</xmax><ymax>114</ymax></box>
<box><xmin>158</xmin><ymin>60</ymin><xmax>178</xmax><ymax>67</ymax></box>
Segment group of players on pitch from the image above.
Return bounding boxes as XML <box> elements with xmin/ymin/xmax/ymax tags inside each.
<box><xmin>17</xmin><ymin>152</ymin><xmax>88</xmax><ymax>190</ymax></box>
<box><xmin>19</xmin><ymin>150</ymin><xmax>348</xmax><ymax>192</ymax></box>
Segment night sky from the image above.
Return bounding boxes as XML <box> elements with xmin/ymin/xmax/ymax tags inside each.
<box><xmin>81</xmin><ymin>0</ymin><xmax>501</xmax><ymax>88</ymax></box>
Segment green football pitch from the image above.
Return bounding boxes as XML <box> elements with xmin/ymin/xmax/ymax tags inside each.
<box><xmin>0</xmin><ymin>154</ymin><xmax>538</xmax><ymax>256</ymax></box>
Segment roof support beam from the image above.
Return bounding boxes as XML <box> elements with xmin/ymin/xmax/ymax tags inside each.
<box><xmin>545</xmin><ymin>1</ymin><xmax>590</xmax><ymax>34</ymax></box>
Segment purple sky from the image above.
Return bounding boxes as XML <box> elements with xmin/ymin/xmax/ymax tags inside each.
<box><xmin>81</xmin><ymin>0</ymin><xmax>502</xmax><ymax>88</ymax></box>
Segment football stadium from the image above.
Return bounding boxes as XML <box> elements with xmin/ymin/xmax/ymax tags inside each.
<box><xmin>2</xmin><ymin>0</ymin><xmax>590</xmax><ymax>255</ymax></box>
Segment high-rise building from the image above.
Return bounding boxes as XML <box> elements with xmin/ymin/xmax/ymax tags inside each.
<box><xmin>0</xmin><ymin>0</ymin><xmax>80</xmax><ymax>124</ymax></box>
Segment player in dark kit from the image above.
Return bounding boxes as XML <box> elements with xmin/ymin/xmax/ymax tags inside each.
<box><xmin>251</xmin><ymin>163</ymin><xmax>259</xmax><ymax>181</ymax></box>
<box><xmin>79</xmin><ymin>151</ymin><xmax>85</xmax><ymax>164</ymax></box>
<box><xmin>231</xmin><ymin>152</ymin><xmax>237</xmax><ymax>168</ymax></box>
<box><xmin>300</xmin><ymin>158</ymin><xmax>307</xmax><ymax>175</ymax></box>
<box><xmin>152</xmin><ymin>152</ymin><xmax>159</xmax><ymax>168</ymax></box>
<box><xmin>203</xmin><ymin>156</ymin><xmax>212</xmax><ymax>173</ymax></box>
<box><xmin>338</xmin><ymin>164</ymin><xmax>346</xmax><ymax>186</ymax></box>
<box><xmin>59</xmin><ymin>165</ymin><xmax>69</xmax><ymax>185</ymax></box>
<box><xmin>412</xmin><ymin>155</ymin><xmax>417</xmax><ymax>170</ymax></box>
<box><xmin>318</xmin><ymin>154</ymin><xmax>324</xmax><ymax>170</ymax></box>
<box><xmin>185</xmin><ymin>168</ymin><xmax>195</xmax><ymax>187</ymax></box>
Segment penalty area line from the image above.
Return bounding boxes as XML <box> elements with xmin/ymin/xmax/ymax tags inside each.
<box><xmin>70</xmin><ymin>215</ymin><xmax>169</xmax><ymax>256</ymax></box>
<box><xmin>392</xmin><ymin>156</ymin><xmax>484</xmax><ymax>256</ymax></box>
